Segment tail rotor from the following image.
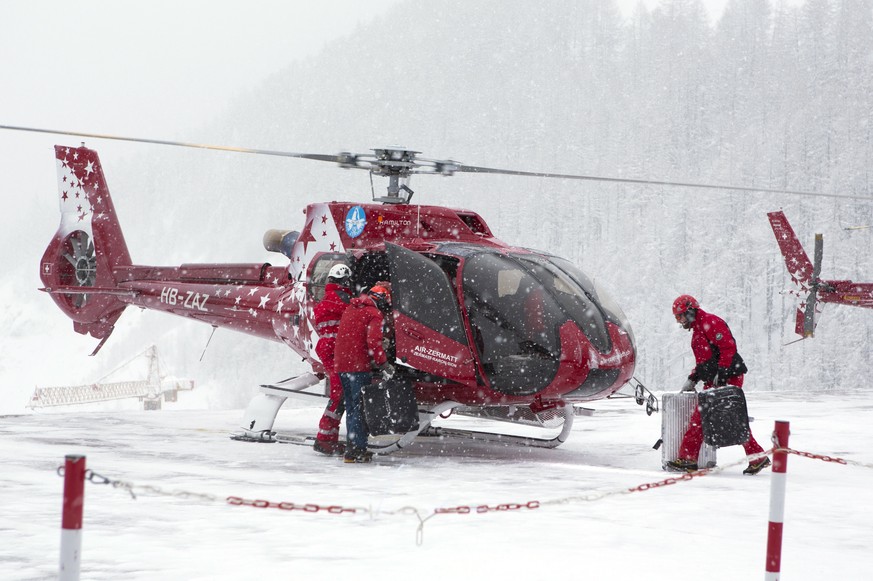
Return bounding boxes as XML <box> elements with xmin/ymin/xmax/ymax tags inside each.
<box><xmin>800</xmin><ymin>234</ymin><xmax>825</xmax><ymax>337</ymax></box>
<box><xmin>59</xmin><ymin>230</ymin><xmax>97</xmax><ymax>308</ymax></box>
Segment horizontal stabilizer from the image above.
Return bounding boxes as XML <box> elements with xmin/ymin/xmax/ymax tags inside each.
<box><xmin>40</xmin><ymin>286</ymin><xmax>138</xmax><ymax>297</ymax></box>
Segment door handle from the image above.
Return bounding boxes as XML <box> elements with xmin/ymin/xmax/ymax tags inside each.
<box><xmin>404</xmin><ymin>329</ymin><xmax>424</xmax><ymax>340</ymax></box>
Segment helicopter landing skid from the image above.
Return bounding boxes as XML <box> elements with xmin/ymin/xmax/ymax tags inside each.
<box><xmin>230</xmin><ymin>373</ymin><xmax>324</xmax><ymax>442</ymax></box>
<box><xmin>417</xmin><ymin>404</ymin><xmax>575</xmax><ymax>449</ymax></box>
<box><xmin>231</xmin><ymin>387</ymin><xmax>576</xmax><ymax>453</ymax></box>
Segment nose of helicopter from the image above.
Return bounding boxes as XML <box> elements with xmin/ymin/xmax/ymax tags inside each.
<box><xmin>539</xmin><ymin>320</ymin><xmax>635</xmax><ymax>402</ymax></box>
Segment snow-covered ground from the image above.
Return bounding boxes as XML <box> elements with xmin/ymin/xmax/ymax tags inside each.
<box><xmin>2</xmin><ymin>389</ymin><xmax>870</xmax><ymax>580</ymax></box>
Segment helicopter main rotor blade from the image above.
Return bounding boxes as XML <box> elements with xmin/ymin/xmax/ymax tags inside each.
<box><xmin>455</xmin><ymin>164</ymin><xmax>872</xmax><ymax>201</ymax></box>
<box><xmin>0</xmin><ymin>124</ymin><xmax>341</xmax><ymax>164</ymax></box>
<box><xmin>4</xmin><ymin>123</ymin><xmax>871</xmax><ymax>200</ymax></box>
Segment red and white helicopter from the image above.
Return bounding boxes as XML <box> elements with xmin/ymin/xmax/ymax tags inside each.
<box><xmin>768</xmin><ymin>210</ymin><xmax>873</xmax><ymax>338</ymax></box>
<box><xmin>4</xmin><ymin>124</ymin><xmax>865</xmax><ymax>454</ymax></box>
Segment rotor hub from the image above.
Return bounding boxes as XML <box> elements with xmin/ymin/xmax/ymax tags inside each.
<box><xmin>60</xmin><ymin>230</ymin><xmax>97</xmax><ymax>308</ymax></box>
<box><xmin>75</xmin><ymin>256</ymin><xmax>96</xmax><ymax>285</ymax></box>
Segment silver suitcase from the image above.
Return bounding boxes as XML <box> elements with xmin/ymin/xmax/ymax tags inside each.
<box><xmin>661</xmin><ymin>392</ymin><xmax>716</xmax><ymax>470</ymax></box>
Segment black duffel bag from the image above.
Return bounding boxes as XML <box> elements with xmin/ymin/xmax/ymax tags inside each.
<box><xmin>698</xmin><ymin>385</ymin><xmax>751</xmax><ymax>448</ymax></box>
<box><xmin>362</xmin><ymin>377</ymin><xmax>420</xmax><ymax>436</ymax></box>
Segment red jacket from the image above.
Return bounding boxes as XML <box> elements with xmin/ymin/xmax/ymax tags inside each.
<box><xmin>313</xmin><ymin>283</ymin><xmax>351</xmax><ymax>371</ymax></box>
<box><xmin>334</xmin><ymin>295</ymin><xmax>389</xmax><ymax>373</ymax></box>
<box><xmin>689</xmin><ymin>308</ymin><xmax>746</xmax><ymax>386</ymax></box>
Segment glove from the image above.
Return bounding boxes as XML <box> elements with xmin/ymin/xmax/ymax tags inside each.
<box><xmin>688</xmin><ymin>370</ymin><xmax>700</xmax><ymax>383</ymax></box>
<box><xmin>680</xmin><ymin>379</ymin><xmax>697</xmax><ymax>393</ymax></box>
<box><xmin>380</xmin><ymin>363</ymin><xmax>395</xmax><ymax>381</ymax></box>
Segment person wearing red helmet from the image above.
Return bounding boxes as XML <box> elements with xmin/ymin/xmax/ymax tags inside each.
<box><xmin>312</xmin><ymin>263</ymin><xmax>353</xmax><ymax>456</ymax></box>
<box><xmin>667</xmin><ymin>295</ymin><xmax>771</xmax><ymax>475</ymax></box>
<box><xmin>334</xmin><ymin>282</ymin><xmax>394</xmax><ymax>463</ymax></box>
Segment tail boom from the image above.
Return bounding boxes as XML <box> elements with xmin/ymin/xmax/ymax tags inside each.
<box><xmin>816</xmin><ymin>280</ymin><xmax>873</xmax><ymax>309</ymax></box>
<box><xmin>40</xmin><ymin>145</ymin><xmax>311</xmax><ymax>358</ymax></box>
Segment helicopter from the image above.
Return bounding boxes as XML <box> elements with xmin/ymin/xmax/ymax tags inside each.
<box><xmin>768</xmin><ymin>210</ymin><xmax>873</xmax><ymax>339</ymax></box>
<box><xmin>5</xmin><ymin>124</ymin><xmax>866</xmax><ymax>455</ymax></box>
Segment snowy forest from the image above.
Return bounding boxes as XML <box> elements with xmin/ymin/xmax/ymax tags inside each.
<box><xmin>3</xmin><ymin>0</ymin><xmax>871</xmax><ymax>408</ymax></box>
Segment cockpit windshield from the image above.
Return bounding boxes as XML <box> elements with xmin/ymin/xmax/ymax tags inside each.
<box><xmin>548</xmin><ymin>255</ymin><xmax>635</xmax><ymax>349</ymax></box>
<box><xmin>513</xmin><ymin>254</ymin><xmax>610</xmax><ymax>352</ymax></box>
<box><xmin>461</xmin><ymin>252</ymin><xmax>611</xmax><ymax>395</ymax></box>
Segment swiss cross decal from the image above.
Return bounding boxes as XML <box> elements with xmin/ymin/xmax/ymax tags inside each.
<box><xmin>42</xmin><ymin>262</ymin><xmax>52</xmax><ymax>275</ymax></box>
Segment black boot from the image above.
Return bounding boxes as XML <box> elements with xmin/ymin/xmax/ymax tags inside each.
<box><xmin>343</xmin><ymin>448</ymin><xmax>373</xmax><ymax>463</ymax></box>
<box><xmin>743</xmin><ymin>457</ymin><xmax>771</xmax><ymax>475</ymax></box>
<box><xmin>665</xmin><ymin>458</ymin><xmax>698</xmax><ymax>473</ymax></box>
<box><xmin>313</xmin><ymin>440</ymin><xmax>343</xmax><ymax>456</ymax></box>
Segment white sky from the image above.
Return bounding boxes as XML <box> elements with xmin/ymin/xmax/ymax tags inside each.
<box><xmin>1</xmin><ymin>1</ymin><xmax>402</xmax><ymax>138</ymax></box>
<box><xmin>0</xmin><ymin>1</ymin><xmax>403</xmax><ymax>265</ymax></box>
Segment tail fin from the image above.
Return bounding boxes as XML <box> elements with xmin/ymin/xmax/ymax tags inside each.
<box><xmin>767</xmin><ymin>210</ymin><xmax>822</xmax><ymax>337</ymax></box>
<box><xmin>40</xmin><ymin>145</ymin><xmax>132</xmax><ymax>352</ymax></box>
<box><xmin>768</xmin><ymin>210</ymin><xmax>814</xmax><ymax>285</ymax></box>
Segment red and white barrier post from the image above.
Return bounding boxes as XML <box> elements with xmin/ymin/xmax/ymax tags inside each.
<box><xmin>765</xmin><ymin>421</ymin><xmax>790</xmax><ymax>580</ymax></box>
<box><xmin>60</xmin><ymin>454</ymin><xmax>86</xmax><ymax>581</ymax></box>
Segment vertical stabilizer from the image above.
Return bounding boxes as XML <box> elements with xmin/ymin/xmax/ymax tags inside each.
<box><xmin>40</xmin><ymin>145</ymin><xmax>132</xmax><ymax>350</ymax></box>
<box><xmin>768</xmin><ymin>211</ymin><xmax>821</xmax><ymax>337</ymax></box>
<box><xmin>767</xmin><ymin>211</ymin><xmax>813</xmax><ymax>286</ymax></box>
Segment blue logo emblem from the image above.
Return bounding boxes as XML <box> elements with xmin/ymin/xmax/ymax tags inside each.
<box><xmin>345</xmin><ymin>205</ymin><xmax>366</xmax><ymax>238</ymax></box>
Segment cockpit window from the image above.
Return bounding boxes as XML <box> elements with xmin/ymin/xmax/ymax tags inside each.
<box><xmin>462</xmin><ymin>253</ymin><xmax>562</xmax><ymax>395</ymax></box>
<box><xmin>546</xmin><ymin>256</ymin><xmax>597</xmax><ymax>296</ymax></box>
<box><xmin>497</xmin><ymin>269</ymin><xmax>523</xmax><ymax>297</ymax></box>
<box><xmin>460</xmin><ymin>251</ymin><xmax>616</xmax><ymax>395</ymax></box>
<box><xmin>307</xmin><ymin>253</ymin><xmax>349</xmax><ymax>302</ymax></box>
<box><xmin>512</xmin><ymin>254</ymin><xmax>610</xmax><ymax>353</ymax></box>
<box><xmin>548</xmin><ymin>255</ymin><xmax>632</xmax><ymax>349</ymax></box>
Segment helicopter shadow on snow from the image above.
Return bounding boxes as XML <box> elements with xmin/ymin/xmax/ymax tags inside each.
<box><xmin>364</xmin><ymin>439</ymin><xmax>659</xmax><ymax>479</ymax></box>
<box><xmin>363</xmin><ymin>410</ymin><xmax>660</xmax><ymax>471</ymax></box>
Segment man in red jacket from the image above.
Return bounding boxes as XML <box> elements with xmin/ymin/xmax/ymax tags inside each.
<box><xmin>312</xmin><ymin>264</ymin><xmax>353</xmax><ymax>455</ymax></box>
<box><xmin>666</xmin><ymin>295</ymin><xmax>771</xmax><ymax>475</ymax></box>
<box><xmin>334</xmin><ymin>283</ymin><xmax>394</xmax><ymax>463</ymax></box>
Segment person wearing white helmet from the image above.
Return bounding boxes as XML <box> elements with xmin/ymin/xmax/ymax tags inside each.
<box><xmin>312</xmin><ymin>262</ymin><xmax>352</xmax><ymax>455</ymax></box>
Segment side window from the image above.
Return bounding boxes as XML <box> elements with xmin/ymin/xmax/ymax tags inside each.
<box><xmin>387</xmin><ymin>244</ymin><xmax>467</xmax><ymax>345</ymax></box>
<box><xmin>307</xmin><ymin>253</ymin><xmax>349</xmax><ymax>302</ymax></box>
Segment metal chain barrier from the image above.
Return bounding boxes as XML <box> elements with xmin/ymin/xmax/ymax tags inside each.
<box><xmin>226</xmin><ymin>496</ymin><xmax>361</xmax><ymax>514</ymax></box>
<box><xmin>434</xmin><ymin>500</ymin><xmax>541</xmax><ymax>514</ymax></box>
<box><xmin>776</xmin><ymin>446</ymin><xmax>873</xmax><ymax>469</ymax></box>
<box><xmin>56</xmin><ymin>467</ymin><xmax>223</xmax><ymax>502</ymax></box>
<box><xmin>57</xmin><ymin>444</ymin><xmax>873</xmax><ymax>546</ymax></box>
